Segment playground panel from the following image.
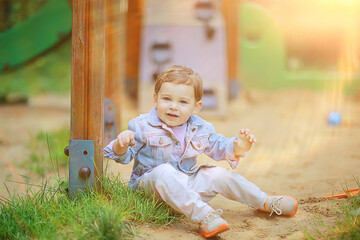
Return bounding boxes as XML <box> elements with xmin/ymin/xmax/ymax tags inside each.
<box><xmin>0</xmin><ymin>0</ymin><xmax>72</xmax><ymax>71</ymax></box>
<box><xmin>138</xmin><ymin>0</ymin><xmax>228</xmax><ymax>118</ymax></box>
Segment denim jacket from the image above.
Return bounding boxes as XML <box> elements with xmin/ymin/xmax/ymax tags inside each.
<box><xmin>104</xmin><ymin>107</ymin><xmax>243</xmax><ymax>188</ymax></box>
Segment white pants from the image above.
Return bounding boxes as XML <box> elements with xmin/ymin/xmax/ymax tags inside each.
<box><xmin>139</xmin><ymin>163</ymin><xmax>268</xmax><ymax>222</ymax></box>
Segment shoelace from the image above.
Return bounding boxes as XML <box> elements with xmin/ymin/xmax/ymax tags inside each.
<box><xmin>203</xmin><ymin>209</ymin><xmax>223</xmax><ymax>224</ymax></box>
<box><xmin>269</xmin><ymin>197</ymin><xmax>283</xmax><ymax>216</ymax></box>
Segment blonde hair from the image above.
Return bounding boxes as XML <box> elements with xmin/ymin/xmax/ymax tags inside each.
<box><xmin>154</xmin><ymin>65</ymin><xmax>203</xmax><ymax>102</ymax></box>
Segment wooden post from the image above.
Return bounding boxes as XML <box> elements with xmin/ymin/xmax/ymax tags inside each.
<box><xmin>223</xmin><ymin>0</ymin><xmax>239</xmax><ymax>90</ymax></box>
<box><xmin>71</xmin><ymin>0</ymin><xmax>105</xmax><ymax>193</ymax></box>
<box><xmin>125</xmin><ymin>0</ymin><xmax>143</xmax><ymax>100</ymax></box>
<box><xmin>0</xmin><ymin>0</ymin><xmax>4</xmax><ymax>31</ymax></box>
<box><xmin>104</xmin><ymin>0</ymin><xmax>126</xmax><ymax>144</ymax></box>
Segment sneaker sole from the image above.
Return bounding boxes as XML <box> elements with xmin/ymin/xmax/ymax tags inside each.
<box><xmin>199</xmin><ymin>223</ymin><xmax>230</xmax><ymax>238</ymax></box>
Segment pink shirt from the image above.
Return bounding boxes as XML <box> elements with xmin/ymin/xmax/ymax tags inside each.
<box><xmin>171</xmin><ymin>122</ymin><xmax>187</xmax><ymax>154</ymax></box>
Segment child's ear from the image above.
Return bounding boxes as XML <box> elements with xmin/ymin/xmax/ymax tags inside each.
<box><xmin>192</xmin><ymin>100</ymin><xmax>203</xmax><ymax>115</ymax></box>
<box><xmin>153</xmin><ymin>93</ymin><xmax>158</xmax><ymax>106</ymax></box>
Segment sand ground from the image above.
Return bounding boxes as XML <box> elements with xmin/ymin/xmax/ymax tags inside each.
<box><xmin>0</xmin><ymin>88</ymin><xmax>359</xmax><ymax>239</ymax></box>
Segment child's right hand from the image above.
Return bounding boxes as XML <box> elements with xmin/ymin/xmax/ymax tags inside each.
<box><xmin>233</xmin><ymin>128</ymin><xmax>256</xmax><ymax>157</ymax></box>
<box><xmin>113</xmin><ymin>130</ymin><xmax>136</xmax><ymax>155</ymax></box>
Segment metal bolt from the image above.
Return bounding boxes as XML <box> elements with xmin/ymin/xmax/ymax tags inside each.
<box><xmin>64</xmin><ymin>145</ymin><xmax>70</xmax><ymax>156</ymax></box>
<box><xmin>79</xmin><ymin>166</ymin><xmax>91</xmax><ymax>179</ymax></box>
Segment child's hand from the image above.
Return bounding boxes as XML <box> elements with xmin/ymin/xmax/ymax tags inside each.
<box><xmin>113</xmin><ymin>130</ymin><xmax>136</xmax><ymax>155</ymax></box>
<box><xmin>233</xmin><ymin>128</ymin><xmax>256</xmax><ymax>157</ymax></box>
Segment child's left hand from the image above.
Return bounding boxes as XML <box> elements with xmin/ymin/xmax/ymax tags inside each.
<box><xmin>233</xmin><ymin>128</ymin><xmax>256</xmax><ymax>156</ymax></box>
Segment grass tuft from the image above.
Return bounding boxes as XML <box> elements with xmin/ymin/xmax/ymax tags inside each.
<box><xmin>0</xmin><ymin>173</ymin><xmax>180</xmax><ymax>239</ymax></box>
<box><xmin>304</xmin><ymin>178</ymin><xmax>360</xmax><ymax>239</ymax></box>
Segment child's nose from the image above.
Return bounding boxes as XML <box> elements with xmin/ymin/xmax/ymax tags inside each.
<box><xmin>169</xmin><ymin>101</ymin><xmax>178</xmax><ymax>109</ymax></box>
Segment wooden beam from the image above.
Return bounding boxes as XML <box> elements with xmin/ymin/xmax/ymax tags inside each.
<box><xmin>223</xmin><ymin>0</ymin><xmax>239</xmax><ymax>81</ymax></box>
<box><xmin>0</xmin><ymin>0</ymin><xmax>11</xmax><ymax>30</ymax></box>
<box><xmin>71</xmin><ymin>0</ymin><xmax>105</xmax><ymax>193</ymax></box>
<box><xmin>105</xmin><ymin>0</ymin><xmax>126</xmax><ymax>144</ymax></box>
<box><xmin>125</xmin><ymin>0</ymin><xmax>143</xmax><ymax>100</ymax></box>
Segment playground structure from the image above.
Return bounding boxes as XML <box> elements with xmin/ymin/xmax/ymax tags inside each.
<box><xmin>239</xmin><ymin>1</ymin><xmax>360</xmax><ymax>94</ymax></box>
<box><xmin>138</xmin><ymin>0</ymin><xmax>229</xmax><ymax>117</ymax></box>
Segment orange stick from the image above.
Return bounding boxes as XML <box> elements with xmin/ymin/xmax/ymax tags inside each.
<box><xmin>323</xmin><ymin>189</ymin><xmax>360</xmax><ymax>199</ymax></box>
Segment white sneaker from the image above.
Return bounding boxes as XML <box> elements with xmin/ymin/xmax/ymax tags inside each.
<box><xmin>260</xmin><ymin>195</ymin><xmax>298</xmax><ymax>216</ymax></box>
<box><xmin>198</xmin><ymin>209</ymin><xmax>230</xmax><ymax>238</ymax></box>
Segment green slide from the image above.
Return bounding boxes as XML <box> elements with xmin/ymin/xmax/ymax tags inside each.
<box><xmin>0</xmin><ymin>0</ymin><xmax>72</xmax><ymax>72</ymax></box>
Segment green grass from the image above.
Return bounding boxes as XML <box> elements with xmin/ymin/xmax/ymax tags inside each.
<box><xmin>0</xmin><ymin>172</ymin><xmax>180</xmax><ymax>240</ymax></box>
<box><xmin>1</xmin><ymin>126</ymin><xmax>180</xmax><ymax>239</ymax></box>
<box><xmin>20</xmin><ymin>127</ymin><xmax>70</xmax><ymax>177</ymax></box>
<box><xmin>304</xmin><ymin>179</ymin><xmax>360</xmax><ymax>240</ymax></box>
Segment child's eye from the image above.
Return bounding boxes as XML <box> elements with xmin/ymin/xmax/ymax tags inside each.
<box><xmin>180</xmin><ymin>100</ymin><xmax>188</xmax><ymax>104</ymax></box>
<box><xmin>163</xmin><ymin>97</ymin><xmax>171</xmax><ymax>101</ymax></box>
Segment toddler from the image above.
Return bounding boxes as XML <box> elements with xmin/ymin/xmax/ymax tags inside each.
<box><xmin>104</xmin><ymin>65</ymin><xmax>298</xmax><ymax>238</ymax></box>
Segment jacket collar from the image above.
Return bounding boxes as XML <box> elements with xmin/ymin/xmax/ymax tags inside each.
<box><xmin>148</xmin><ymin>107</ymin><xmax>206</xmax><ymax>127</ymax></box>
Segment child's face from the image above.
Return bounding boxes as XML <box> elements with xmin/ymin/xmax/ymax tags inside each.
<box><xmin>153</xmin><ymin>82</ymin><xmax>202</xmax><ymax>127</ymax></box>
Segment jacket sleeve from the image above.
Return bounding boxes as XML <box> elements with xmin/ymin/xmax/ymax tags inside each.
<box><xmin>204</xmin><ymin>123</ymin><xmax>244</xmax><ymax>169</ymax></box>
<box><xmin>103</xmin><ymin>118</ymin><xmax>145</xmax><ymax>164</ymax></box>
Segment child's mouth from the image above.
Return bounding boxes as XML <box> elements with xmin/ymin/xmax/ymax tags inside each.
<box><xmin>166</xmin><ymin>113</ymin><xmax>179</xmax><ymax>118</ymax></box>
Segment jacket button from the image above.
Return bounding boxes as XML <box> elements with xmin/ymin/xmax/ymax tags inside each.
<box><xmin>197</xmin><ymin>143</ymin><xmax>201</xmax><ymax>148</ymax></box>
<box><xmin>175</xmin><ymin>141</ymin><xmax>179</xmax><ymax>145</ymax></box>
<box><xmin>192</xmin><ymin>128</ymin><xmax>195</xmax><ymax>132</ymax></box>
<box><xmin>159</xmin><ymin>137</ymin><xmax>163</xmax><ymax>144</ymax></box>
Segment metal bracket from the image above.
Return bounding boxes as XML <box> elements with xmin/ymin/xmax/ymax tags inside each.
<box><xmin>104</xmin><ymin>98</ymin><xmax>117</xmax><ymax>145</ymax></box>
<box><xmin>69</xmin><ymin>140</ymin><xmax>94</xmax><ymax>198</ymax></box>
